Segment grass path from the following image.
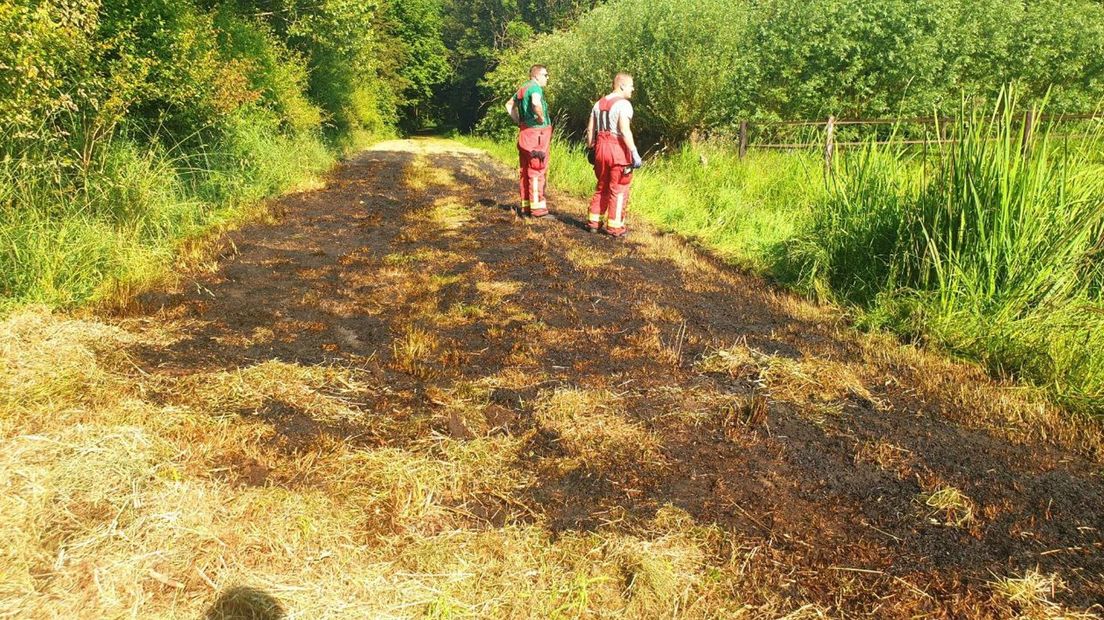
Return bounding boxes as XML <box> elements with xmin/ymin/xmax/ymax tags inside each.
<box><xmin>2</xmin><ymin>138</ymin><xmax>1102</xmax><ymax>618</ymax></box>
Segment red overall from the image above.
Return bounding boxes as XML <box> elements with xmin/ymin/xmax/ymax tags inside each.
<box><xmin>515</xmin><ymin>84</ymin><xmax>552</xmax><ymax>217</ymax></box>
<box><xmin>588</xmin><ymin>96</ymin><xmax>632</xmax><ymax>236</ymax></box>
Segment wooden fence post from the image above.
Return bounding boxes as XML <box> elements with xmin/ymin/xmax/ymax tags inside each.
<box><xmin>1021</xmin><ymin>109</ymin><xmax>1036</xmax><ymax>156</ymax></box>
<box><xmin>738</xmin><ymin>121</ymin><xmax>748</xmax><ymax>159</ymax></box>
<box><xmin>824</xmin><ymin>115</ymin><xmax>836</xmax><ymax>177</ymax></box>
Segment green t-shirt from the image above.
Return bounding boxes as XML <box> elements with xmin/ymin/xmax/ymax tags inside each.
<box><xmin>515</xmin><ymin>80</ymin><xmax>550</xmax><ymax>128</ymax></box>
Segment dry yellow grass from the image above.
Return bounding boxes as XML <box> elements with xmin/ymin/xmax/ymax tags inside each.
<box><xmin>167</xmin><ymin>360</ymin><xmax>370</xmax><ymax>427</ymax></box>
<box><xmin>697</xmin><ymin>341</ymin><xmax>878</xmax><ymax>421</ymax></box>
<box><xmin>425</xmin><ymin>381</ymin><xmax>496</xmax><ymax>437</ymax></box>
<box><xmin>439</xmin><ymin>301</ymin><xmax>489</xmax><ymax>326</ymax></box>
<box><xmin>989</xmin><ymin>569</ymin><xmax>1100</xmax><ymax>619</ymax></box>
<box><xmin>2</xmin><ymin>308</ymin><xmax>791</xmax><ymax>618</ymax></box>
<box><xmin>404</xmin><ymin>152</ymin><xmax>458</xmax><ymax>190</ymax></box>
<box><xmin>857</xmin><ymin>331</ymin><xmax>1104</xmax><ymax>463</ymax></box>
<box><xmin>427</xmin><ymin>198</ymin><xmax>473</xmax><ymax>232</ymax></box>
<box><xmin>639</xmin><ymin>301</ymin><xmax>684</xmax><ymax>324</ymax></box>
<box><xmin>0</xmin><ymin>309</ymin><xmax>136</xmax><ymax>434</ymax></box>
<box><xmin>920</xmin><ymin>484</ymin><xmax>976</xmax><ymax>528</ymax></box>
<box><xmin>476</xmin><ymin>279</ymin><xmax>523</xmax><ymax>301</ymax></box>
<box><xmin>563</xmin><ymin>243</ymin><xmax>616</xmax><ymax>272</ymax></box>
<box><xmin>533</xmin><ymin>388</ymin><xmax>662</xmax><ymax>466</ymax></box>
<box><xmin>635</xmin><ymin>231</ymin><xmax>717</xmax><ymax>276</ymax></box>
<box><xmin>622</xmin><ymin>322</ymin><xmax>692</xmax><ymax>366</ymax></box>
<box><xmin>391</xmin><ymin>326</ymin><xmax>440</xmax><ymax>376</ymax></box>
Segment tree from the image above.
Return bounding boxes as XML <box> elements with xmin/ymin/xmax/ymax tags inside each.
<box><xmin>381</xmin><ymin>0</ymin><xmax>452</xmax><ymax>130</ymax></box>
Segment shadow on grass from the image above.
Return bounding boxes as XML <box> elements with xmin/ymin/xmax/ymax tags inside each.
<box><xmin>205</xmin><ymin>586</ymin><xmax>285</xmax><ymax>620</ymax></box>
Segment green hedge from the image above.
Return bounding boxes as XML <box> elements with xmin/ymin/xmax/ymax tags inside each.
<box><xmin>480</xmin><ymin>0</ymin><xmax>1104</xmax><ymax>145</ymax></box>
<box><xmin>0</xmin><ymin>0</ymin><xmax>406</xmax><ymax>308</ymax></box>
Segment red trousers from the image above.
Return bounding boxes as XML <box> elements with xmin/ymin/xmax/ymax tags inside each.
<box><xmin>588</xmin><ymin>135</ymin><xmax>632</xmax><ymax>236</ymax></box>
<box><xmin>517</xmin><ymin>126</ymin><xmax>552</xmax><ymax>216</ymax></box>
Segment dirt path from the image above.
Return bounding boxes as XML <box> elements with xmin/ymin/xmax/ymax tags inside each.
<box><xmin>123</xmin><ymin>138</ymin><xmax>1103</xmax><ymax>616</ymax></box>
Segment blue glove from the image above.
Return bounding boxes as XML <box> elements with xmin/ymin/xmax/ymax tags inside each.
<box><xmin>631</xmin><ymin>149</ymin><xmax>643</xmax><ymax>169</ymax></box>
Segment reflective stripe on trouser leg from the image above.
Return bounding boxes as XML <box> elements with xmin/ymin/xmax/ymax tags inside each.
<box><xmin>591</xmin><ymin>172</ymin><xmax>609</xmax><ymax>228</ymax></box>
<box><xmin>530</xmin><ymin>176</ymin><xmax>548</xmax><ymax>216</ymax></box>
<box><xmin>607</xmin><ymin>192</ymin><xmax>625</xmax><ymax>233</ymax></box>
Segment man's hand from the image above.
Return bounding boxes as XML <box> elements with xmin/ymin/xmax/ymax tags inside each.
<box><xmin>631</xmin><ymin>149</ymin><xmax>643</xmax><ymax>169</ymax></box>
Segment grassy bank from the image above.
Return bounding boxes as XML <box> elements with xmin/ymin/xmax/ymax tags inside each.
<box><xmin>0</xmin><ymin>126</ymin><xmax>384</xmax><ymax>312</ymax></box>
<box><xmin>0</xmin><ymin>0</ymin><xmax>403</xmax><ymax>312</ymax></box>
<box><xmin>461</xmin><ymin>136</ymin><xmax>823</xmax><ymax>271</ymax></box>
<box><xmin>462</xmin><ymin>111</ymin><xmax>1104</xmax><ymax>415</ymax></box>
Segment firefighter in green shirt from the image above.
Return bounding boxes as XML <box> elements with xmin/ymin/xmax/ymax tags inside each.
<box><xmin>505</xmin><ymin>65</ymin><xmax>553</xmax><ymax>218</ymax></box>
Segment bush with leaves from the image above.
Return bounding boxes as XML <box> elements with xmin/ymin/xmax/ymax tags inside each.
<box><xmin>0</xmin><ymin>0</ymin><xmax>406</xmax><ymax>308</ymax></box>
<box><xmin>480</xmin><ymin>0</ymin><xmax>1104</xmax><ymax>144</ymax></box>
<box><xmin>480</xmin><ymin>0</ymin><xmax>752</xmax><ymax>145</ymax></box>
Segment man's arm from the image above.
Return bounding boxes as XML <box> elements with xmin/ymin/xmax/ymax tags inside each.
<box><xmin>530</xmin><ymin>92</ymin><xmax>546</xmax><ymax>125</ymax></box>
<box><xmin>586</xmin><ymin>110</ymin><xmax>595</xmax><ymax>147</ymax></box>
<box><xmin>505</xmin><ymin>98</ymin><xmax>520</xmax><ymax>125</ymax></box>
<box><xmin>618</xmin><ymin>114</ymin><xmax>641</xmax><ymax>166</ymax></box>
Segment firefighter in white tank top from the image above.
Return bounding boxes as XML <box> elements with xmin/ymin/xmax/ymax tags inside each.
<box><xmin>585</xmin><ymin>73</ymin><xmax>642</xmax><ymax>237</ymax></box>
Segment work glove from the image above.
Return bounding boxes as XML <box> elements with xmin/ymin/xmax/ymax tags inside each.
<box><xmin>585</xmin><ymin>146</ymin><xmax>596</xmax><ymax>165</ymax></box>
<box><xmin>631</xmin><ymin>149</ymin><xmax>643</xmax><ymax>169</ymax></box>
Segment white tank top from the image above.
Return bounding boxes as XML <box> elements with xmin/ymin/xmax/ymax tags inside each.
<box><xmin>592</xmin><ymin>96</ymin><xmax>634</xmax><ymax>137</ymax></box>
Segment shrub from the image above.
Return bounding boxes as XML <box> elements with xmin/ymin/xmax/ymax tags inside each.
<box><xmin>479</xmin><ymin>0</ymin><xmax>1104</xmax><ymax>144</ymax></box>
<box><xmin>480</xmin><ymin>0</ymin><xmax>752</xmax><ymax>145</ymax></box>
<box><xmin>785</xmin><ymin>96</ymin><xmax>1104</xmax><ymax>411</ymax></box>
<box><xmin>0</xmin><ymin>0</ymin><xmax>397</xmax><ymax>309</ymax></box>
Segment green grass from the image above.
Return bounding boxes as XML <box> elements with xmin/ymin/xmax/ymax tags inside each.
<box><xmin>460</xmin><ymin>135</ymin><xmax>822</xmax><ymax>271</ymax></box>
<box><xmin>0</xmin><ymin>121</ymin><xmax>379</xmax><ymax>311</ymax></box>
<box><xmin>462</xmin><ymin>104</ymin><xmax>1104</xmax><ymax>415</ymax></box>
<box><xmin>790</xmin><ymin>100</ymin><xmax>1104</xmax><ymax>413</ymax></box>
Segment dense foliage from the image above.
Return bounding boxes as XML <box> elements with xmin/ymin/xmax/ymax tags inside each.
<box><xmin>0</xmin><ymin>0</ymin><xmax>447</xmax><ymax>306</ymax></box>
<box><xmin>0</xmin><ymin>0</ymin><xmax>430</xmax><ymax>160</ymax></box>
<box><xmin>433</xmin><ymin>0</ymin><xmax>605</xmax><ymax>130</ymax></box>
<box><xmin>481</xmin><ymin>0</ymin><xmax>1104</xmax><ymax>144</ymax></box>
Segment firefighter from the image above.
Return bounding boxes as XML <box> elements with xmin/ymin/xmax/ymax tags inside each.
<box><xmin>505</xmin><ymin>65</ymin><xmax>553</xmax><ymax>218</ymax></box>
<box><xmin>585</xmin><ymin>73</ymin><xmax>642</xmax><ymax>238</ymax></box>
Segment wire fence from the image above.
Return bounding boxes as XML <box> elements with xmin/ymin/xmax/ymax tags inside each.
<box><xmin>731</xmin><ymin>112</ymin><xmax>1104</xmax><ymax>173</ymax></box>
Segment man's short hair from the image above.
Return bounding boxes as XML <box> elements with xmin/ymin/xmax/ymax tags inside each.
<box><xmin>613</xmin><ymin>72</ymin><xmax>633</xmax><ymax>89</ymax></box>
<box><xmin>530</xmin><ymin>65</ymin><xmax>547</xmax><ymax>78</ymax></box>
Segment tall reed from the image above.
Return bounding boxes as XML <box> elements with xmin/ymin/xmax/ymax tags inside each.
<box><xmin>790</xmin><ymin>96</ymin><xmax>1104</xmax><ymax>411</ymax></box>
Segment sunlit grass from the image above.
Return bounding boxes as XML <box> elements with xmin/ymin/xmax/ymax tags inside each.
<box><xmin>0</xmin><ymin>123</ymin><xmax>348</xmax><ymax>312</ymax></box>
<box><xmin>391</xmin><ymin>326</ymin><xmax>440</xmax><ymax>376</ymax></box>
<box><xmin>0</xmin><ymin>310</ymin><xmax>774</xmax><ymax>618</ymax></box>
<box><xmin>920</xmin><ymin>484</ymin><xmax>976</xmax><ymax>527</ymax></box>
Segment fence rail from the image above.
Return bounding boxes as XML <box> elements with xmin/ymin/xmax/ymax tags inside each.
<box><xmin>733</xmin><ymin>112</ymin><xmax>1104</xmax><ymax>173</ymax></box>
<box><xmin>754</xmin><ymin>112</ymin><xmax>1102</xmax><ymax>128</ymax></box>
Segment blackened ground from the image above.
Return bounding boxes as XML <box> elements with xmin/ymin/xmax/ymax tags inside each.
<box><xmin>125</xmin><ymin>139</ymin><xmax>1104</xmax><ymax>617</ymax></box>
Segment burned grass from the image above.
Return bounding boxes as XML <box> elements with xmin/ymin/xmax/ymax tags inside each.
<box><xmin>3</xmin><ymin>139</ymin><xmax>1103</xmax><ymax>618</ymax></box>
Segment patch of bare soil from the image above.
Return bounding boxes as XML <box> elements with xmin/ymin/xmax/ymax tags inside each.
<box><xmin>122</xmin><ymin>138</ymin><xmax>1104</xmax><ymax>617</ymax></box>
